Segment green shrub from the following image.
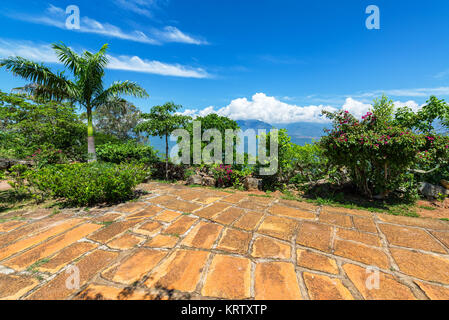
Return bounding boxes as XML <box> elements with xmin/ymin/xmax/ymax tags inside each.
<box><xmin>27</xmin><ymin>144</ymin><xmax>68</xmax><ymax>169</ymax></box>
<box><xmin>28</xmin><ymin>162</ymin><xmax>149</xmax><ymax>206</ymax></box>
<box><xmin>96</xmin><ymin>142</ymin><xmax>158</xmax><ymax>164</ymax></box>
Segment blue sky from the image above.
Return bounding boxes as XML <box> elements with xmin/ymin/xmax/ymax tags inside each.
<box><xmin>1</xmin><ymin>0</ymin><xmax>449</xmax><ymax>124</ymax></box>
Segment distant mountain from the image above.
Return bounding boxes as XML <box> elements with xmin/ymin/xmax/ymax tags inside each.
<box><xmin>236</xmin><ymin>120</ymin><xmax>273</xmax><ymax>131</ymax></box>
<box><xmin>235</xmin><ymin>120</ymin><xmax>330</xmax><ymax>145</ymax></box>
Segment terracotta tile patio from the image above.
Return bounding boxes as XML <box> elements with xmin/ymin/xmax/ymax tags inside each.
<box><xmin>1</xmin><ymin>182</ymin><xmax>449</xmax><ymax>300</ymax></box>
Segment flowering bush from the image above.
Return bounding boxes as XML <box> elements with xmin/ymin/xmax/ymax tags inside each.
<box><xmin>27</xmin><ymin>145</ymin><xmax>68</xmax><ymax>169</ymax></box>
<box><xmin>212</xmin><ymin>164</ymin><xmax>233</xmax><ymax>187</ymax></box>
<box><xmin>321</xmin><ymin>103</ymin><xmax>427</xmax><ymax>198</ymax></box>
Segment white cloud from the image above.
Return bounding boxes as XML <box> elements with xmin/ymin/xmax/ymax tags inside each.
<box><xmin>153</xmin><ymin>26</ymin><xmax>208</xmax><ymax>45</ymax></box>
<box><xmin>180</xmin><ymin>93</ymin><xmax>338</xmax><ymax>124</ymax></box>
<box><xmin>180</xmin><ymin>93</ymin><xmax>424</xmax><ymax>124</ymax></box>
<box><xmin>6</xmin><ymin>4</ymin><xmax>206</xmax><ymax>46</ymax></box>
<box><xmin>0</xmin><ymin>39</ymin><xmax>210</xmax><ymax>78</ymax></box>
<box><xmin>108</xmin><ymin>55</ymin><xmax>209</xmax><ymax>78</ymax></box>
<box><xmin>114</xmin><ymin>0</ymin><xmax>167</xmax><ymax>17</ymax></box>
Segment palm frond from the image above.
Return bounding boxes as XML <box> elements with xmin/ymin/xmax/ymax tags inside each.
<box><xmin>52</xmin><ymin>42</ymin><xmax>83</xmax><ymax>76</ymax></box>
<box><xmin>92</xmin><ymin>81</ymin><xmax>148</xmax><ymax>107</ymax></box>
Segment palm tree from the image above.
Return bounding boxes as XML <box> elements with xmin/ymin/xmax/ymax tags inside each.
<box><xmin>0</xmin><ymin>43</ymin><xmax>148</xmax><ymax>161</ymax></box>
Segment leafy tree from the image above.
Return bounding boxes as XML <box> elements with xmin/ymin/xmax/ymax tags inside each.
<box><xmin>395</xmin><ymin>96</ymin><xmax>449</xmax><ymax>134</ymax></box>
<box><xmin>0</xmin><ymin>43</ymin><xmax>148</xmax><ymax>161</ymax></box>
<box><xmin>82</xmin><ymin>97</ymin><xmax>144</xmax><ymax>142</ymax></box>
<box><xmin>183</xmin><ymin>113</ymin><xmax>240</xmax><ymax>163</ymax></box>
<box><xmin>0</xmin><ymin>91</ymin><xmax>86</xmax><ymax>159</ymax></box>
<box><xmin>135</xmin><ymin>102</ymin><xmax>191</xmax><ymax>180</ymax></box>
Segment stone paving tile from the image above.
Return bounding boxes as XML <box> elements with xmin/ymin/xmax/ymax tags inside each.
<box><xmin>431</xmin><ymin>231</ymin><xmax>449</xmax><ymax>248</ymax></box>
<box><xmin>233</xmin><ymin>211</ymin><xmax>264</xmax><ymax>231</ymax></box>
<box><xmin>278</xmin><ymin>199</ymin><xmax>318</xmax><ymax>212</ymax></box>
<box><xmin>0</xmin><ymin>221</ymin><xmax>27</xmax><ymax>232</ymax></box>
<box><xmin>296</xmin><ymin>222</ymin><xmax>333</xmax><ymax>253</ymax></box>
<box><xmin>181</xmin><ymin>221</ymin><xmax>223</xmax><ymax>249</ymax></box>
<box><xmin>257</xmin><ymin>216</ymin><xmax>299</xmax><ymax>241</ymax></box>
<box><xmin>125</xmin><ymin>206</ymin><xmax>163</xmax><ymax>220</ymax></box>
<box><xmin>194</xmin><ymin>202</ymin><xmax>231</xmax><ymax>219</ymax></box>
<box><xmin>145</xmin><ymin>249</ymin><xmax>210</xmax><ymax>293</ymax></box>
<box><xmin>92</xmin><ymin>213</ymin><xmax>123</xmax><ymax>224</ymax></box>
<box><xmin>254</xmin><ymin>262</ymin><xmax>302</xmax><ymax>300</ymax></box>
<box><xmin>4</xmin><ymin>223</ymin><xmax>102</xmax><ymax>271</ymax></box>
<box><xmin>153</xmin><ymin>210</ymin><xmax>182</xmax><ymax>223</ymax></box>
<box><xmin>379</xmin><ymin>224</ymin><xmax>447</xmax><ymax>253</ymax></box>
<box><xmin>0</xmin><ymin>274</ymin><xmax>39</xmax><ymax>300</ymax></box>
<box><xmin>213</xmin><ymin>207</ymin><xmax>245</xmax><ymax>225</ymax></box>
<box><xmin>353</xmin><ymin>216</ymin><xmax>378</xmax><ymax>233</ymax></box>
<box><xmin>102</xmin><ymin>249</ymin><xmax>167</xmax><ymax>285</ymax></box>
<box><xmin>251</xmin><ymin>236</ymin><xmax>291</xmax><ymax>259</ymax></box>
<box><xmin>145</xmin><ymin>235</ymin><xmax>179</xmax><ymax>249</ymax></box>
<box><xmin>0</xmin><ymin>215</ymin><xmax>68</xmax><ymax>248</ymax></box>
<box><xmin>334</xmin><ymin>240</ymin><xmax>390</xmax><ymax>269</ymax></box>
<box><xmin>216</xmin><ymin>228</ymin><xmax>251</xmax><ymax>254</ymax></box>
<box><xmin>414</xmin><ymin>281</ymin><xmax>449</xmax><ymax>300</ymax></box>
<box><xmin>221</xmin><ymin>193</ymin><xmax>247</xmax><ymax>204</ymax></box>
<box><xmin>163</xmin><ymin>216</ymin><xmax>197</xmax><ymax>236</ymax></box>
<box><xmin>88</xmin><ymin>220</ymin><xmax>141</xmax><ymax>243</ymax></box>
<box><xmin>377</xmin><ymin>213</ymin><xmax>449</xmax><ymax>231</ymax></box>
<box><xmin>319</xmin><ymin>211</ymin><xmax>353</xmax><ymax>228</ymax></box>
<box><xmin>296</xmin><ymin>249</ymin><xmax>339</xmax><ymax>275</ymax></box>
<box><xmin>322</xmin><ymin>206</ymin><xmax>372</xmax><ymax>218</ymax></box>
<box><xmin>202</xmin><ymin>255</ymin><xmax>251</xmax><ymax>299</ymax></box>
<box><xmin>162</xmin><ymin>199</ymin><xmax>202</xmax><ymax>214</ymax></box>
<box><xmin>236</xmin><ymin>200</ymin><xmax>268</xmax><ymax>211</ymax></box>
<box><xmin>303</xmin><ymin>273</ymin><xmax>353</xmax><ymax>300</ymax></box>
<box><xmin>134</xmin><ymin>221</ymin><xmax>164</xmax><ymax>237</ymax></box>
<box><xmin>336</xmin><ymin>229</ymin><xmax>382</xmax><ymax>247</ymax></box>
<box><xmin>116</xmin><ymin>202</ymin><xmax>148</xmax><ymax>214</ymax></box>
<box><xmin>75</xmin><ymin>284</ymin><xmax>151</xmax><ymax>300</ymax></box>
<box><xmin>107</xmin><ymin>233</ymin><xmax>145</xmax><ymax>250</ymax></box>
<box><xmin>269</xmin><ymin>204</ymin><xmax>315</xmax><ymax>220</ymax></box>
<box><xmin>0</xmin><ymin>218</ymin><xmax>84</xmax><ymax>261</ymax></box>
<box><xmin>38</xmin><ymin>242</ymin><xmax>98</xmax><ymax>273</ymax></box>
<box><xmin>390</xmin><ymin>248</ymin><xmax>449</xmax><ymax>284</ymax></box>
<box><xmin>27</xmin><ymin>250</ymin><xmax>119</xmax><ymax>300</ymax></box>
<box><xmin>3</xmin><ymin>183</ymin><xmax>449</xmax><ymax>300</ymax></box>
<box><xmin>343</xmin><ymin>264</ymin><xmax>416</xmax><ymax>300</ymax></box>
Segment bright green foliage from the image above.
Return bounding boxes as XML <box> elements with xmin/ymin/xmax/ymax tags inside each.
<box><xmin>289</xmin><ymin>143</ymin><xmax>329</xmax><ymax>185</ymax></box>
<box><xmin>135</xmin><ymin>102</ymin><xmax>191</xmax><ymax>179</ymax></box>
<box><xmin>394</xmin><ymin>95</ymin><xmax>449</xmax><ymax>134</ymax></box>
<box><xmin>0</xmin><ymin>91</ymin><xmax>86</xmax><ymax>160</ymax></box>
<box><xmin>27</xmin><ymin>162</ymin><xmax>149</xmax><ymax>206</ymax></box>
<box><xmin>0</xmin><ymin>43</ymin><xmax>148</xmax><ymax>161</ymax></box>
<box><xmin>183</xmin><ymin>114</ymin><xmax>240</xmax><ymax>163</ymax></box>
<box><xmin>96</xmin><ymin>142</ymin><xmax>158</xmax><ymax>164</ymax></box>
<box><xmin>255</xmin><ymin>128</ymin><xmax>293</xmax><ymax>189</ymax></box>
<box><xmin>83</xmin><ymin>97</ymin><xmax>145</xmax><ymax>141</ymax></box>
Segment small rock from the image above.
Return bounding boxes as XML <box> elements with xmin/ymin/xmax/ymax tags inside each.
<box><xmin>244</xmin><ymin>177</ymin><xmax>262</xmax><ymax>191</ymax></box>
<box><xmin>186</xmin><ymin>174</ymin><xmax>202</xmax><ymax>185</ymax></box>
<box><xmin>441</xmin><ymin>180</ymin><xmax>449</xmax><ymax>190</ymax></box>
<box><xmin>202</xmin><ymin>176</ymin><xmax>216</xmax><ymax>187</ymax></box>
<box><xmin>419</xmin><ymin>182</ymin><xmax>449</xmax><ymax>199</ymax></box>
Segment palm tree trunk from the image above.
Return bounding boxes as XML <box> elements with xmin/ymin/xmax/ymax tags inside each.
<box><xmin>165</xmin><ymin>133</ymin><xmax>169</xmax><ymax>180</ymax></box>
<box><xmin>87</xmin><ymin>107</ymin><xmax>97</xmax><ymax>162</ymax></box>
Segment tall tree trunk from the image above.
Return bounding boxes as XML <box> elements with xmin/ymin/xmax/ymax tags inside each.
<box><xmin>87</xmin><ymin>106</ymin><xmax>97</xmax><ymax>162</ymax></box>
<box><xmin>165</xmin><ymin>133</ymin><xmax>169</xmax><ymax>180</ymax></box>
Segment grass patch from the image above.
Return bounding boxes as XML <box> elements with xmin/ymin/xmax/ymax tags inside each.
<box><xmin>27</xmin><ymin>259</ymin><xmax>50</xmax><ymax>274</ymax></box>
<box><xmin>98</xmin><ymin>221</ymin><xmax>114</xmax><ymax>227</ymax></box>
<box><xmin>418</xmin><ymin>205</ymin><xmax>437</xmax><ymax>211</ymax></box>
<box><xmin>440</xmin><ymin>218</ymin><xmax>449</xmax><ymax>222</ymax></box>
<box><xmin>249</xmin><ymin>194</ymin><xmax>272</xmax><ymax>198</ymax></box>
